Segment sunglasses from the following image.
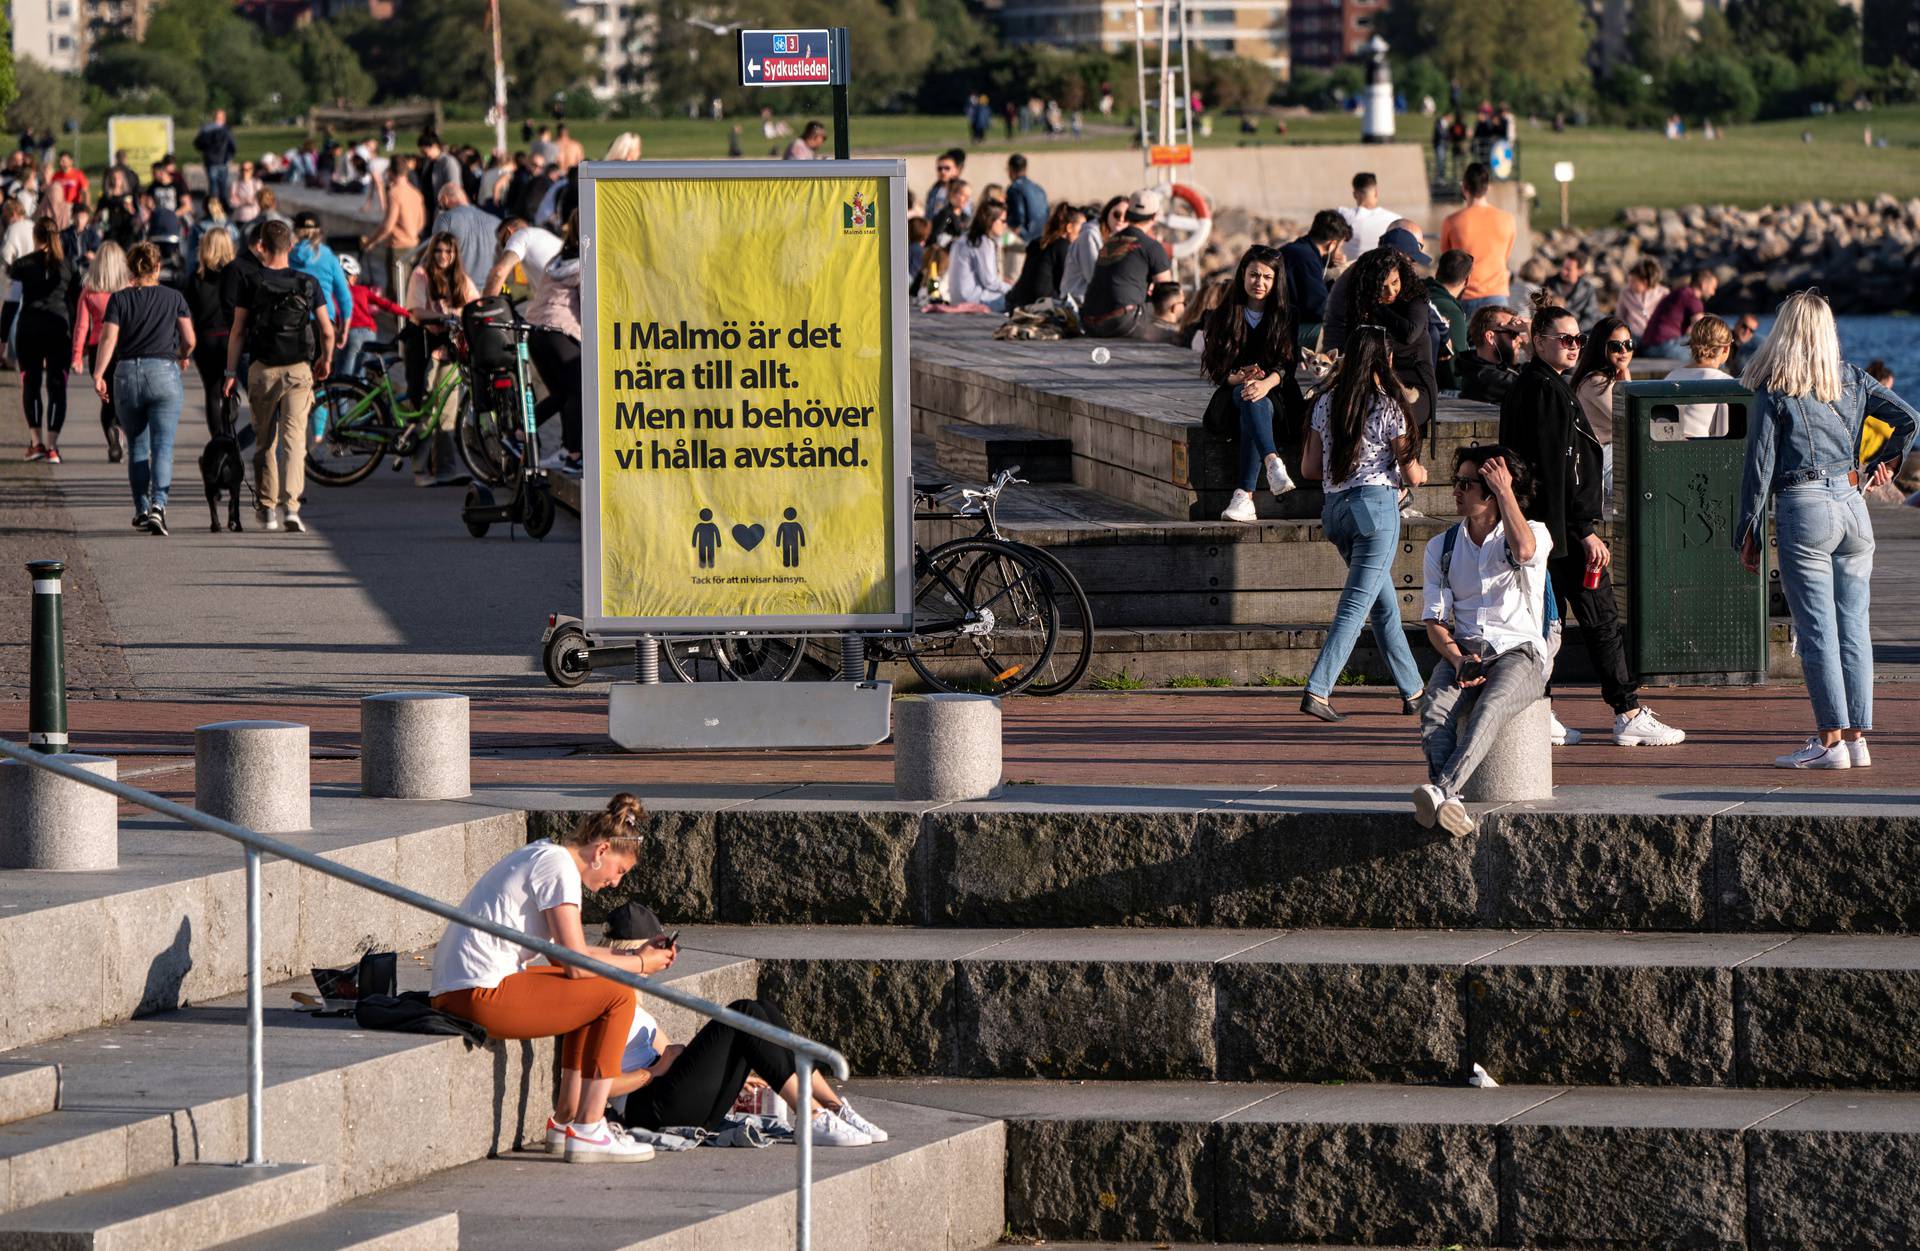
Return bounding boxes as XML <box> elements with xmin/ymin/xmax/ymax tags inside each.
<box><xmin>1491</xmin><ymin>326</ymin><xmax>1521</xmax><ymax>338</ymax></box>
<box><xmin>1452</xmin><ymin>476</ymin><xmax>1483</xmax><ymax>491</ymax></box>
<box><xmin>1537</xmin><ymin>332</ymin><xmax>1587</xmax><ymax>349</ymax></box>
<box><xmin>1606</xmin><ymin>339</ymin><xmax>1636</xmax><ymax>353</ymax></box>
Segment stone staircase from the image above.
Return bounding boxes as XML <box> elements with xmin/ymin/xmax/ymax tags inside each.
<box><xmin>541</xmin><ymin>795</ymin><xmax>1920</xmax><ymax>1249</ymax></box>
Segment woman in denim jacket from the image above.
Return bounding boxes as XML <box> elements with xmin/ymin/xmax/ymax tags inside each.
<box><xmin>1735</xmin><ymin>291</ymin><xmax>1917</xmax><ymax>769</ymax></box>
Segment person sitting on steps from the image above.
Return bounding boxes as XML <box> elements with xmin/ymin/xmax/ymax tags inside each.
<box><xmin>1414</xmin><ymin>446</ymin><xmax>1553</xmax><ymax>837</ymax></box>
<box><xmin>1202</xmin><ymin>244</ymin><xmax>1300</xmax><ymax>523</ymax></box>
<box><xmin>597</xmin><ymin>903</ymin><xmax>888</xmax><ymax>1148</ymax></box>
<box><xmin>430</xmin><ymin>793</ymin><xmax>668</xmax><ymax>1164</ymax></box>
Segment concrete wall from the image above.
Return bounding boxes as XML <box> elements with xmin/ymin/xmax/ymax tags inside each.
<box><xmin>901</xmin><ymin>142</ymin><xmax>1432</xmax><ymax>225</ymax></box>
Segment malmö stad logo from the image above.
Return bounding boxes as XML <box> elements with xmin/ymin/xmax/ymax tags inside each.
<box><xmin>842</xmin><ymin>190</ymin><xmax>876</xmax><ymax>232</ymax></box>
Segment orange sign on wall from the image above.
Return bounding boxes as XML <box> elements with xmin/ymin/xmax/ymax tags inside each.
<box><xmin>1148</xmin><ymin>144</ymin><xmax>1193</xmax><ymax>167</ymax></box>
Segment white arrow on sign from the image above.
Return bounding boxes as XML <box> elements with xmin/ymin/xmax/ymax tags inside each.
<box><xmin>748</xmin><ymin>59</ymin><xmax>760</xmax><ymax>75</ymax></box>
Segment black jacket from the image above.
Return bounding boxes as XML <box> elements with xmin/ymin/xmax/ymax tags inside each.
<box><xmin>1459</xmin><ymin>355</ymin><xmax>1517</xmax><ymax>405</ymax></box>
<box><xmin>1499</xmin><ymin>358</ymin><xmax>1604</xmax><ymax>555</ymax></box>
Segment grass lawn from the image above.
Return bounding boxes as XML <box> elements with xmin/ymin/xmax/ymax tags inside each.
<box><xmin>66</xmin><ymin>104</ymin><xmax>1920</xmax><ymax>230</ymax></box>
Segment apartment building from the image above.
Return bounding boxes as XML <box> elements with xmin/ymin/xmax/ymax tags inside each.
<box><xmin>997</xmin><ymin>0</ymin><xmax>1291</xmax><ymax>76</ymax></box>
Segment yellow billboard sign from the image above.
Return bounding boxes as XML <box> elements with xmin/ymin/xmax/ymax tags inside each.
<box><xmin>580</xmin><ymin>161</ymin><xmax>910</xmax><ymax>631</ymax></box>
<box><xmin>106</xmin><ymin>115</ymin><xmax>175</xmax><ymax>177</ymax></box>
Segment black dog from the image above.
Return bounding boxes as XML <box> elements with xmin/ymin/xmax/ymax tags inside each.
<box><xmin>200</xmin><ymin>393</ymin><xmax>246</xmax><ymax>532</ymax></box>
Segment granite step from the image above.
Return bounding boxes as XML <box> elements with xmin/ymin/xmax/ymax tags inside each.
<box><xmin>846</xmin><ymin>1076</ymin><xmax>1920</xmax><ymax>1250</ymax></box>
<box><xmin>205</xmin><ymin>1210</ymin><xmax>457</xmax><ymax>1251</ymax></box>
<box><xmin>0</xmin><ymin>1162</ymin><xmax>327</xmax><ymax>1251</ymax></box>
<box><xmin>538</xmin><ymin>800</ymin><xmax>1920</xmax><ymax>935</ymax></box>
<box><xmin>349</xmin><ymin>1096</ymin><xmax>1006</xmax><ymax>1251</ymax></box>
<box><xmin>0</xmin><ymin>1069</ymin><xmax>59</xmax><ymax>1131</ymax></box>
<box><xmin>677</xmin><ymin>925</ymin><xmax>1920</xmax><ymax>1090</ymax></box>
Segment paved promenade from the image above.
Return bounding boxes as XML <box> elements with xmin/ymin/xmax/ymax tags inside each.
<box><xmin>2</xmin><ymin>377</ymin><xmax>1915</xmax><ymax>803</ymax></box>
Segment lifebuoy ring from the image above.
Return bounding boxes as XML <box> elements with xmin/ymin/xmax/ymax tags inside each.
<box><xmin>1162</xmin><ymin>183</ymin><xmax>1213</xmax><ymax>260</ymax></box>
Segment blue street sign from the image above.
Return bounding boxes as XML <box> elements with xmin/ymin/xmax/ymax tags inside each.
<box><xmin>739</xmin><ymin>29</ymin><xmax>837</xmax><ymax>87</ymax></box>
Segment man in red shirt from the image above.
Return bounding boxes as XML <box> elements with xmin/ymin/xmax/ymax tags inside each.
<box><xmin>47</xmin><ymin>152</ymin><xmax>88</xmax><ymax>207</ymax></box>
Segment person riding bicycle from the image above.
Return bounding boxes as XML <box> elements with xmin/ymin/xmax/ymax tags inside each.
<box><xmin>405</xmin><ymin>231</ymin><xmax>476</xmax><ymax>487</ymax></box>
<box><xmin>483</xmin><ymin>214</ymin><xmax>580</xmax><ymax>477</ymax></box>
<box><xmin>335</xmin><ymin>253</ymin><xmax>408</xmax><ymax>383</ymax></box>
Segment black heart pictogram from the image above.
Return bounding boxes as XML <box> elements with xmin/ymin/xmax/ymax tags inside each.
<box><xmin>731</xmin><ymin>523</ymin><xmax>765</xmax><ymax>551</ymax></box>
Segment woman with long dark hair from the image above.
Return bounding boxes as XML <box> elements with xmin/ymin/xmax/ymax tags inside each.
<box><xmin>12</xmin><ymin>217</ymin><xmax>74</xmax><ymax>461</ymax></box>
<box><xmin>405</xmin><ymin>230</ymin><xmax>477</xmax><ymax>486</ymax></box>
<box><xmin>1568</xmin><ymin>313</ymin><xmax>1633</xmax><ymax>509</ymax></box>
<box><xmin>1203</xmin><ymin>245</ymin><xmax>1298</xmax><ymax>522</ymax></box>
<box><xmin>1006</xmin><ymin>201</ymin><xmax>1084</xmax><ymax>310</ymax></box>
<box><xmin>946</xmin><ymin>200</ymin><xmax>1012</xmax><ymax>311</ymax></box>
<box><xmin>1296</xmin><ymin>325</ymin><xmax>1429</xmax><ymax>720</ymax></box>
<box><xmin>1736</xmin><ymin>290</ymin><xmax>1917</xmax><ymax>768</ymax></box>
<box><xmin>1343</xmin><ymin>246</ymin><xmax>1439</xmax><ymax>443</ymax></box>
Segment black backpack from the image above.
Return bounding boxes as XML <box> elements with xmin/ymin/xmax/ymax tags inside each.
<box><xmin>247</xmin><ymin>268</ymin><xmax>316</xmax><ymax>366</ymax></box>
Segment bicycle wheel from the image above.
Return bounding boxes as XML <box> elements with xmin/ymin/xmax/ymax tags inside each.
<box><xmin>662</xmin><ymin>634</ymin><xmax>807</xmax><ymax>682</ymax></box>
<box><xmin>457</xmin><ymin>389</ymin><xmax>522</xmax><ymax>487</ymax></box>
<box><xmin>1005</xmin><ymin>546</ymin><xmax>1095</xmax><ymax>697</ymax></box>
<box><xmin>305</xmin><ymin>379</ymin><xmax>392</xmax><ymax>486</ymax></box>
<box><xmin>904</xmin><ymin>538</ymin><xmax>1059</xmax><ymax>696</ymax></box>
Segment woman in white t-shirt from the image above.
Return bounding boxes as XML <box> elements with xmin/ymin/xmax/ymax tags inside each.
<box><xmin>430</xmin><ymin>793</ymin><xmax>672</xmax><ymax>1164</ymax></box>
<box><xmin>1297</xmin><ymin>325</ymin><xmax>1430</xmax><ymax>721</ymax></box>
<box><xmin>597</xmin><ymin>903</ymin><xmax>887</xmax><ymax>1148</ymax></box>
<box><xmin>1662</xmin><ymin>315</ymin><xmax>1735</xmax><ymax>438</ymax></box>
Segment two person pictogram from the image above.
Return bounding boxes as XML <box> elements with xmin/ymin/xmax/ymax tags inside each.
<box><xmin>693</xmin><ymin>507</ymin><xmax>806</xmax><ymax>569</ymax></box>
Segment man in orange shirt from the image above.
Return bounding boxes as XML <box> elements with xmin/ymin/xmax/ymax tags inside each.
<box><xmin>1439</xmin><ymin>162</ymin><xmax>1516</xmax><ymax>317</ymax></box>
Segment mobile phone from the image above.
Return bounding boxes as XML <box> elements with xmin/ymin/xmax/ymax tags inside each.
<box><xmin>653</xmin><ymin>930</ymin><xmax>680</xmax><ymax>950</ymax></box>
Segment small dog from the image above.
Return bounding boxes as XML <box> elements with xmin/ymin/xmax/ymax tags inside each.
<box><xmin>200</xmin><ymin>393</ymin><xmax>247</xmax><ymax>532</ymax></box>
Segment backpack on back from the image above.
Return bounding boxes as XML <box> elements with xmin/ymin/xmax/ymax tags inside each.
<box><xmin>247</xmin><ymin>268</ymin><xmax>316</xmax><ymax>366</ymax></box>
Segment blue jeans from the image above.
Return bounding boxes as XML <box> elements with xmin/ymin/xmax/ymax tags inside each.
<box><xmin>1307</xmin><ymin>484</ymin><xmax>1424</xmax><ymax>699</ymax></box>
<box><xmin>1236</xmin><ymin>392</ymin><xmax>1277</xmax><ymax>492</ymax></box>
<box><xmin>206</xmin><ymin>163</ymin><xmax>232</xmax><ymax>209</ymax></box>
<box><xmin>1775</xmin><ymin>480</ymin><xmax>1875</xmax><ymax>730</ymax></box>
<box><xmin>114</xmin><ymin>358</ymin><xmax>184</xmax><ymax>515</ymax></box>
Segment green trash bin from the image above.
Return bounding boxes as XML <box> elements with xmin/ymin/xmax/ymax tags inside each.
<box><xmin>1616</xmin><ymin>378</ymin><xmax>1770</xmax><ymax>684</ymax></box>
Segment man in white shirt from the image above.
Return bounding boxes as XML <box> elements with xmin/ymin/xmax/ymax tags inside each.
<box><xmin>1337</xmin><ymin>172</ymin><xmax>1400</xmax><ymax>262</ymax></box>
<box><xmin>1413</xmin><ymin>445</ymin><xmax>1554</xmax><ymax>837</ymax></box>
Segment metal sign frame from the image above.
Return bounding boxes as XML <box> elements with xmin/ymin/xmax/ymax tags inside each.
<box><xmin>739</xmin><ymin>28</ymin><xmax>839</xmax><ymax>87</ymax></box>
<box><xmin>106</xmin><ymin>114</ymin><xmax>175</xmax><ymax>172</ymax></box>
<box><xmin>578</xmin><ymin>159</ymin><xmax>913</xmax><ymax>636</ymax></box>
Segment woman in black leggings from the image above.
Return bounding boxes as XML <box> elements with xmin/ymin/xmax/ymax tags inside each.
<box><xmin>599</xmin><ymin>905</ymin><xmax>888</xmax><ymax>1147</ymax></box>
<box><xmin>11</xmin><ymin>218</ymin><xmax>75</xmax><ymax>462</ymax></box>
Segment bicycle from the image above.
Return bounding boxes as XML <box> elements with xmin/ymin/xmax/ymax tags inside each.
<box><xmin>913</xmin><ymin>468</ymin><xmax>1095</xmax><ymax>696</ymax></box>
<box><xmin>539</xmin><ymin>535</ymin><xmax>1061</xmax><ymax>697</ymax></box>
<box><xmin>305</xmin><ymin>318</ymin><xmax>491</xmax><ymax>487</ymax></box>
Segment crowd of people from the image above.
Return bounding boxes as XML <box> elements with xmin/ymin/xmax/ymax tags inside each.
<box><xmin>9</xmin><ymin>115</ymin><xmax>618</xmax><ymax>530</ymax></box>
<box><xmin>913</xmin><ymin>147</ymin><xmax>1918</xmax><ymax>822</ymax></box>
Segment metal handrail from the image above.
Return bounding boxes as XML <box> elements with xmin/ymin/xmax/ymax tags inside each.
<box><xmin>0</xmin><ymin>737</ymin><xmax>846</xmax><ymax>1251</ymax></box>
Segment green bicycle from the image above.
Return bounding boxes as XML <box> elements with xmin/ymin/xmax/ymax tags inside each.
<box><xmin>305</xmin><ymin>326</ymin><xmax>519</xmax><ymax>488</ymax></box>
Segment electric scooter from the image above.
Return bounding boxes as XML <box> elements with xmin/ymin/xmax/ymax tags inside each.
<box><xmin>460</xmin><ymin>297</ymin><xmax>555</xmax><ymax>540</ymax></box>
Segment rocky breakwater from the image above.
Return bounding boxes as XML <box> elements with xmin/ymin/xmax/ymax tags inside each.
<box><xmin>1537</xmin><ymin>196</ymin><xmax>1920</xmax><ymax>314</ymax></box>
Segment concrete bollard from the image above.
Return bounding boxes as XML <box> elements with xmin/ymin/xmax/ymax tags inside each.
<box><xmin>893</xmin><ymin>693</ymin><xmax>1002</xmax><ymax>801</ymax></box>
<box><xmin>1461</xmin><ymin>697</ymin><xmax>1554</xmax><ymax>803</ymax></box>
<box><xmin>195</xmin><ymin>720</ymin><xmax>310</xmax><ymax>832</ymax></box>
<box><xmin>0</xmin><ymin>754</ymin><xmax>118</xmax><ymax>869</ymax></box>
<box><xmin>361</xmin><ymin>691</ymin><xmax>471</xmax><ymax>800</ymax></box>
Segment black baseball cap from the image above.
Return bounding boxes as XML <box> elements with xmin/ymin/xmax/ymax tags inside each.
<box><xmin>603</xmin><ymin>901</ymin><xmax>666</xmax><ymax>942</ymax></box>
<box><xmin>292</xmin><ymin>210</ymin><xmax>322</xmax><ymax>230</ymax></box>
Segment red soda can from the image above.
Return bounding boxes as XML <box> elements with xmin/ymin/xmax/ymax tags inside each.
<box><xmin>1583</xmin><ymin>562</ymin><xmax>1603</xmax><ymax>590</ymax></box>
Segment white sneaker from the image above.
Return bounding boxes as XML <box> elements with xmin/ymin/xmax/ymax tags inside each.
<box><xmin>1775</xmin><ymin>738</ymin><xmax>1850</xmax><ymax>770</ymax></box>
<box><xmin>809</xmin><ymin>1109</ymin><xmax>872</xmax><ymax>1147</ymax></box>
<box><xmin>261</xmin><ymin>510</ymin><xmax>282</xmax><ymax>532</ymax></box>
<box><xmin>564</xmin><ymin>1120</ymin><xmax>655</xmax><ymax>1163</ymax></box>
<box><xmin>541</xmin><ymin>1115</ymin><xmax>570</xmax><ymax>1153</ymax></box>
<box><xmin>1263</xmin><ymin>456</ymin><xmax>1295</xmax><ymax>497</ymax></box>
<box><xmin>835</xmin><ymin>1097</ymin><xmax>888</xmax><ymax>1143</ymax></box>
<box><xmin>1411</xmin><ymin>783</ymin><xmax>1444</xmax><ymax>829</ymax></box>
<box><xmin>281</xmin><ymin>510</ymin><xmax>305</xmax><ymax>533</ymax></box>
<box><xmin>1436</xmin><ymin>794</ymin><xmax>1476</xmax><ymax>837</ymax></box>
<box><xmin>1549</xmin><ymin>711</ymin><xmax>1581</xmax><ymax>746</ymax></box>
<box><xmin>1613</xmin><ymin>706</ymin><xmax>1685</xmax><ymax>747</ymax></box>
<box><xmin>1221</xmin><ymin>489</ymin><xmax>1258</xmax><ymax>523</ymax></box>
<box><xmin>1847</xmin><ymin>738</ymin><xmax>1871</xmax><ymax>768</ymax></box>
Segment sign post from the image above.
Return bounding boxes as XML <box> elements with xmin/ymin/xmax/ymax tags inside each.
<box><xmin>579</xmin><ymin>160</ymin><xmax>909</xmax><ymax>748</ymax></box>
<box><xmin>739</xmin><ymin>27</ymin><xmax>852</xmax><ymax>159</ymax></box>
<box><xmin>1554</xmin><ymin>161</ymin><xmax>1576</xmax><ymax>229</ymax></box>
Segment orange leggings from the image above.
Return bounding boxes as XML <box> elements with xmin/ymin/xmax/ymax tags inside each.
<box><xmin>432</xmin><ymin>965</ymin><xmax>633</xmax><ymax>1079</ymax></box>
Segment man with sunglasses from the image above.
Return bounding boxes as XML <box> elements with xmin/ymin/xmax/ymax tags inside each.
<box><xmin>1460</xmin><ymin>305</ymin><xmax>1523</xmax><ymax>404</ymax></box>
<box><xmin>1414</xmin><ymin>447</ymin><xmax>1553</xmax><ymax>837</ymax></box>
<box><xmin>1499</xmin><ymin>305</ymin><xmax>1687</xmax><ymax>748</ymax></box>
<box><xmin>925</xmin><ymin>149</ymin><xmax>966</xmax><ymax>223</ymax></box>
